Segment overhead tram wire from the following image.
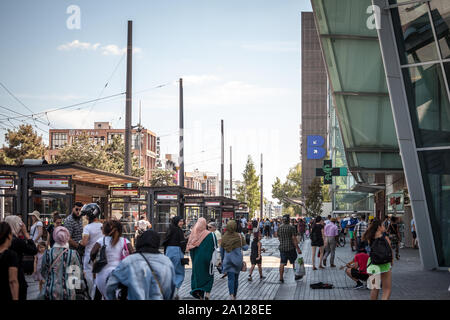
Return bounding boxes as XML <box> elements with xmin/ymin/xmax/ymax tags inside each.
<box><xmin>0</xmin><ymin>80</ymin><xmax>174</xmax><ymax>123</ymax></box>
<box><xmin>85</xmin><ymin>53</ymin><xmax>126</xmax><ymax>118</ymax></box>
<box><xmin>0</xmin><ymin>105</ymin><xmax>53</xmax><ymax>129</ymax></box>
<box><xmin>0</xmin><ymin>81</ymin><xmax>41</xmax><ymax>129</ymax></box>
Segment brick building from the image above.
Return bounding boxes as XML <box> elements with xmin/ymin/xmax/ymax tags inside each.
<box><xmin>47</xmin><ymin>122</ymin><xmax>157</xmax><ymax>184</ymax></box>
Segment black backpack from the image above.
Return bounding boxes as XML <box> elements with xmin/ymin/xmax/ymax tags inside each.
<box><xmin>92</xmin><ymin>237</ymin><xmax>108</xmax><ymax>274</ymax></box>
<box><xmin>369</xmin><ymin>237</ymin><xmax>392</xmax><ymax>265</ymax></box>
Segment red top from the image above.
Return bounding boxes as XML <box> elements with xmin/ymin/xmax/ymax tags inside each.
<box><xmin>354</xmin><ymin>253</ymin><xmax>369</xmax><ymax>274</ymax></box>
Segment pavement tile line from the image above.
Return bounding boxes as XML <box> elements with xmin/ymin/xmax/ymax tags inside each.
<box><xmin>26</xmin><ymin>236</ymin><xmax>450</xmax><ymax>300</ymax></box>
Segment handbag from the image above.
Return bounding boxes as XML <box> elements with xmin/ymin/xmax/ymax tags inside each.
<box><xmin>240</xmin><ymin>236</ymin><xmax>247</xmax><ymax>272</ymax></box>
<box><xmin>209</xmin><ymin>233</ymin><xmax>220</xmax><ymax>275</ymax></box>
<box><xmin>181</xmin><ymin>257</ymin><xmax>190</xmax><ymax>266</ymax></box>
<box><xmin>120</xmin><ymin>238</ymin><xmax>129</xmax><ymax>260</ymax></box>
<box><xmin>92</xmin><ymin>237</ymin><xmax>108</xmax><ymax>274</ymax></box>
<box><xmin>139</xmin><ymin>253</ymin><xmax>166</xmax><ymax>299</ymax></box>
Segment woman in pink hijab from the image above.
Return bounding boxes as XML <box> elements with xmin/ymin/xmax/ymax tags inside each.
<box><xmin>187</xmin><ymin>217</ymin><xmax>218</xmax><ymax>300</ymax></box>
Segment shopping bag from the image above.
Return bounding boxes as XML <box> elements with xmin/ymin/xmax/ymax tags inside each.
<box><xmin>295</xmin><ymin>255</ymin><xmax>305</xmax><ymax>279</ymax></box>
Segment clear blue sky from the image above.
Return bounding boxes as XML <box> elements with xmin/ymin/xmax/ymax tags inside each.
<box><xmin>0</xmin><ymin>0</ymin><xmax>313</xmax><ymax>201</ymax></box>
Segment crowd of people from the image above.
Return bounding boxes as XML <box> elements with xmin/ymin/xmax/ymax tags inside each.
<box><xmin>0</xmin><ymin>202</ymin><xmax>405</xmax><ymax>301</ymax></box>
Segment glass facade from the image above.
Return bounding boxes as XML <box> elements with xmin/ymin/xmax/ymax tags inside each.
<box><xmin>390</xmin><ymin>0</ymin><xmax>450</xmax><ymax>267</ymax></box>
<box><xmin>312</xmin><ymin>0</ymin><xmax>402</xmax><ymax>172</ymax></box>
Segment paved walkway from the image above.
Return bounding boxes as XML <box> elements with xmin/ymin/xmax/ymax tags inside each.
<box><xmin>26</xmin><ymin>234</ymin><xmax>450</xmax><ymax>300</ymax></box>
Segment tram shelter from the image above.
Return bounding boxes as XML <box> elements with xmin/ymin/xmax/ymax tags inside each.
<box><xmin>0</xmin><ymin>162</ymin><xmax>139</xmax><ymax>228</ymax></box>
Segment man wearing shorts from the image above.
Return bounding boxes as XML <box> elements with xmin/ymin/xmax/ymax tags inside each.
<box><xmin>344</xmin><ymin>243</ymin><xmax>369</xmax><ymax>289</ymax></box>
<box><xmin>278</xmin><ymin>214</ymin><xmax>301</xmax><ymax>283</ymax></box>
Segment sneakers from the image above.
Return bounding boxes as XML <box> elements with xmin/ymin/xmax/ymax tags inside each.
<box><xmin>330</xmin><ymin>264</ymin><xmax>336</xmax><ymax>268</ymax></box>
<box><xmin>295</xmin><ymin>275</ymin><xmax>303</xmax><ymax>281</ymax></box>
<box><xmin>248</xmin><ymin>275</ymin><xmax>253</xmax><ymax>282</ymax></box>
<box><xmin>353</xmin><ymin>282</ymin><xmax>364</xmax><ymax>289</ymax></box>
<box><xmin>279</xmin><ymin>278</ymin><xmax>284</xmax><ymax>283</ymax></box>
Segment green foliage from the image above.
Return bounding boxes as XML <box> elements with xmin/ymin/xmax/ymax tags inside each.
<box><xmin>305</xmin><ymin>177</ymin><xmax>323</xmax><ymax>217</ymax></box>
<box><xmin>149</xmin><ymin>168</ymin><xmax>176</xmax><ymax>187</ymax></box>
<box><xmin>0</xmin><ymin>125</ymin><xmax>46</xmax><ymax>165</ymax></box>
<box><xmin>271</xmin><ymin>163</ymin><xmax>302</xmax><ymax>215</ymax></box>
<box><xmin>236</xmin><ymin>156</ymin><xmax>260</xmax><ymax>217</ymax></box>
<box><xmin>56</xmin><ymin>134</ymin><xmax>144</xmax><ymax>178</ymax></box>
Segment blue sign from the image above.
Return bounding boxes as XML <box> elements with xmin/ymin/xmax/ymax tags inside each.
<box><xmin>307</xmin><ymin>135</ymin><xmax>326</xmax><ymax>159</ymax></box>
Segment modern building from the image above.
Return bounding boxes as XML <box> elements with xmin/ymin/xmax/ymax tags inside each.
<box><xmin>301</xmin><ymin>12</ymin><xmax>329</xmax><ymax>198</ymax></box>
<box><xmin>311</xmin><ymin>0</ymin><xmax>450</xmax><ymax>269</ymax></box>
<box><xmin>47</xmin><ymin>122</ymin><xmax>158</xmax><ymax>185</ymax></box>
<box><xmin>224</xmin><ymin>179</ymin><xmax>243</xmax><ymax>199</ymax></box>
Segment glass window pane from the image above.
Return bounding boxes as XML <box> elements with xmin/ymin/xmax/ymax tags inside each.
<box><xmin>403</xmin><ymin>63</ymin><xmax>450</xmax><ymax>147</ymax></box>
<box><xmin>391</xmin><ymin>3</ymin><xmax>440</xmax><ymax>65</ymax></box>
<box><xmin>429</xmin><ymin>0</ymin><xmax>450</xmax><ymax>59</ymax></box>
<box><xmin>418</xmin><ymin>149</ymin><xmax>450</xmax><ymax>267</ymax></box>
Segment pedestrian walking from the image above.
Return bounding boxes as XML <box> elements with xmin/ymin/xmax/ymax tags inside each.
<box><xmin>4</xmin><ymin>215</ymin><xmax>37</xmax><ymax>300</ymax></box>
<box><xmin>248</xmin><ymin>231</ymin><xmax>265</xmax><ymax>281</ymax></box>
<box><xmin>310</xmin><ymin>216</ymin><xmax>325</xmax><ymax>270</ymax></box>
<box><xmin>39</xmin><ymin>226</ymin><xmax>85</xmax><ymax>300</ymax></box>
<box><xmin>278</xmin><ymin>215</ymin><xmax>302</xmax><ymax>282</ymax></box>
<box><xmin>29</xmin><ymin>211</ymin><xmax>44</xmax><ymax>244</ymax></box>
<box><xmin>46</xmin><ymin>213</ymin><xmax>63</xmax><ymax>248</ymax></box>
<box><xmin>273</xmin><ymin>219</ymin><xmax>279</xmax><ymax>238</ymax></box>
<box><xmin>298</xmin><ymin>218</ymin><xmax>306</xmax><ymax>242</ymax></box>
<box><xmin>362</xmin><ymin>219</ymin><xmax>393</xmax><ymax>300</ymax></box>
<box><xmin>411</xmin><ymin>218</ymin><xmax>417</xmax><ymax>249</ymax></box>
<box><xmin>342</xmin><ymin>242</ymin><xmax>370</xmax><ymax>289</ymax></box>
<box><xmin>163</xmin><ymin>216</ymin><xmax>187</xmax><ymax>299</ymax></box>
<box><xmin>106</xmin><ymin>229</ymin><xmax>176</xmax><ymax>300</ymax></box>
<box><xmin>387</xmin><ymin>216</ymin><xmax>401</xmax><ymax>260</ymax></box>
<box><xmin>0</xmin><ymin>222</ymin><xmax>19</xmax><ymax>300</ymax></box>
<box><xmin>90</xmin><ymin>219</ymin><xmax>133</xmax><ymax>299</ymax></box>
<box><xmin>264</xmin><ymin>219</ymin><xmax>271</xmax><ymax>239</ymax></box>
<box><xmin>32</xmin><ymin>241</ymin><xmax>46</xmax><ymax>292</ymax></box>
<box><xmin>187</xmin><ymin>218</ymin><xmax>216</xmax><ymax>300</ymax></box>
<box><xmin>221</xmin><ymin>220</ymin><xmax>248</xmax><ymax>300</ymax></box>
<box><xmin>323</xmin><ymin>217</ymin><xmax>338</xmax><ymax>267</ymax></box>
<box><xmin>64</xmin><ymin>202</ymin><xmax>84</xmax><ymax>252</ymax></box>
<box><xmin>355</xmin><ymin>214</ymin><xmax>368</xmax><ymax>249</ymax></box>
<box><xmin>135</xmin><ymin>215</ymin><xmax>151</xmax><ymax>239</ymax></box>
<box><xmin>79</xmin><ymin>203</ymin><xmax>103</xmax><ymax>298</ymax></box>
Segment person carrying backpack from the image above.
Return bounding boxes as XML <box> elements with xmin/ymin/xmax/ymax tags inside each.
<box><xmin>362</xmin><ymin>219</ymin><xmax>393</xmax><ymax>300</ymax></box>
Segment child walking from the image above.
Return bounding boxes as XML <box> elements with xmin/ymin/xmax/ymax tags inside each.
<box><xmin>248</xmin><ymin>232</ymin><xmax>265</xmax><ymax>281</ymax></box>
<box><xmin>33</xmin><ymin>241</ymin><xmax>46</xmax><ymax>291</ymax></box>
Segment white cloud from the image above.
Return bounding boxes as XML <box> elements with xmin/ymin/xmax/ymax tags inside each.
<box><xmin>241</xmin><ymin>41</ymin><xmax>299</xmax><ymax>53</ymax></box>
<box><xmin>57</xmin><ymin>40</ymin><xmax>142</xmax><ymax>56</ymax></box>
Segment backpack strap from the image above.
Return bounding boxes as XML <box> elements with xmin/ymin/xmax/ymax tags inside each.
<box><xmin>139</xmin><ymin>253</ymin><xmax>165</xmax><ymax>299</ymax></box>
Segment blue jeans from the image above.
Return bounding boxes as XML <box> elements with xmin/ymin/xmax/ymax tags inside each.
<box><xmin>227</xmin><ymin>272</ymin><xmax>239</xmax><ymax>296</ymax></box>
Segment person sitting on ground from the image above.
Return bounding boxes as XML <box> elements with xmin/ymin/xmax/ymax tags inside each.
<box><xmin>342</xmin><ymin>242</ymin><xmax>370</xmax><ymax>289</ymax></box>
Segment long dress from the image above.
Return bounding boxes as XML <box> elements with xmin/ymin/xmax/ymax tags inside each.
<box><xmin>190</xmin><ymin>233</ymin><xmax>215</xmax><ymax>297</ymax></box>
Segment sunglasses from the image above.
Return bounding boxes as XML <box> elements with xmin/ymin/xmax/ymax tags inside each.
<box><xmin>75</xmin><ymin>208</ymin><xmax>81</xmax><ymax>211</ymax></box>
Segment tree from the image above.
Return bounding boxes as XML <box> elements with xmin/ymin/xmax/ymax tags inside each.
<box><xmin>0</xmin><ymin>125</ymin><xmax>46</xmax><ymax>165</ymax></box>
<box><xmin>305</xmin><ymin>177</ymin><xmax>323</xmax><ymax>217</ymax></box>
<box><xmin>272</xmin><ymin>163</ymin><xmax>302</xmax><ymax>215</ymax></box>
<box><xmin>149</xmin><ymin>168</ymin><xmax>176</xmax><ymax>187</ymax></box>
<box><xmin>56</xmin><ymin>134</ymin><xmax>144</xmax><ymax>178</ymax></box>
<box><xmin>236</xmin><ymin>156</ymin><xmax>260</xmax><ymax>218</ymax></box>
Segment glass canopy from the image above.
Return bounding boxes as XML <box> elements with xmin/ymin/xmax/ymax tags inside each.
<box><xmin>311</xmin><ymin>0</ymin><xmax>403</xmax><ymax>177</ymax></box>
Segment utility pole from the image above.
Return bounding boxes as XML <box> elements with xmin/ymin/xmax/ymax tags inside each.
<box><xmin>124</xmin><ymin>20</ymin><xmax>133</xmax><ymax>176</ymax></box>
<box><xmin>179</xmin><ymin>78</ymin><xmax>184</xmax><ymax>187</ymax></box>
<box><xmin>260</xmin><ymin>153</ymin><xmax>263</xmax><ymax>219</ymax></box>
<box><xmin>230</xmin><ymin>146</ymin><xmax>232</xmax><ymax>199</ymax></box>
<box><xmin>221</xmin><ymin>120</ymin><xmax>224</xmax><ymax>197</ymax></box>
<box><xmin>138</xmin><ymin>100</ymin><xmax>142</xmax><ymax>171</ymax></box>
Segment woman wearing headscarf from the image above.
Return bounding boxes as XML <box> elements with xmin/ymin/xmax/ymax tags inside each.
<box><xmin>162</xmin><ymin>216</ymin><xmax>187</xmax><ymax>298</ymax></box>
<box><xmin>5</xmin><ymin>215</ymin><xmax>37</xmax><ymax>300</ymax></box>
<box><xmin>221</xmin><ymin>220</ymin><xmax>248</xmax><ymax>300</ymax></box>
<box><xmin>106</xmin><ymin>229</ymin><xmax>176</xmax><ymax>300</ymax></box>
<box><xmin>39</xmin><ymin>226</ymin><xmax>85</xmax><ymax>300</ymax></box>
<box><xmin>187</xmin><ymin>217</ymin><xmax>216</xmax><ymax>300</ymax></box>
